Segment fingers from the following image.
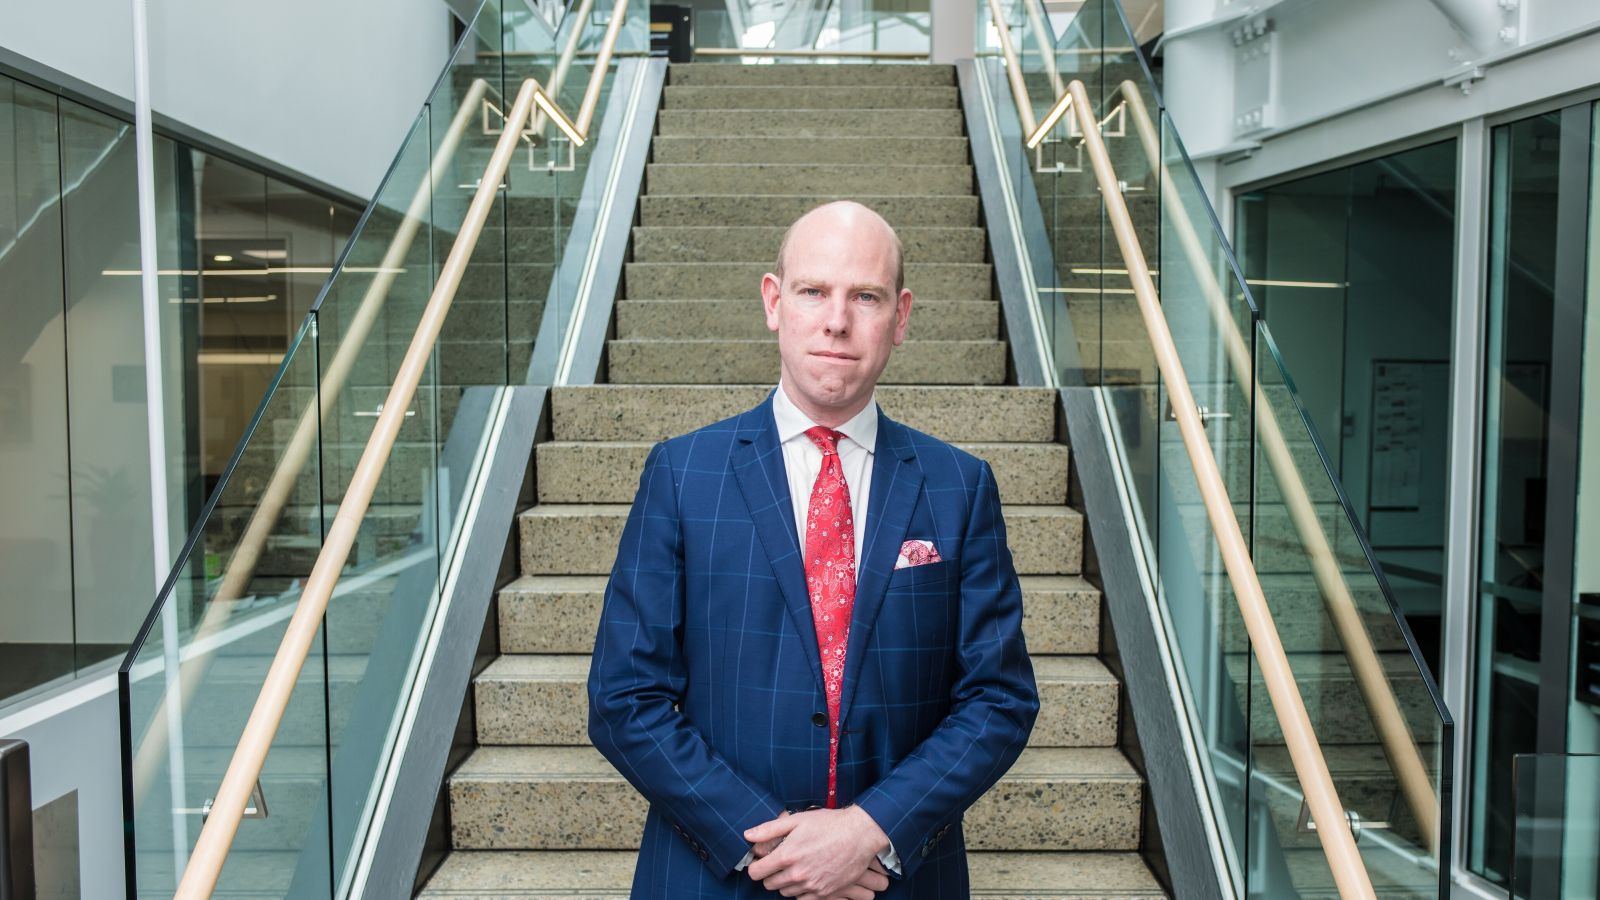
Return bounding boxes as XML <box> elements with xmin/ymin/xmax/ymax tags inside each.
<box><xmin>867</xmin><ymin>859</ymin><xmax>888</xmax><ymax>875</ymax></box>
<box><xmin>744</xmin><ymin>812</ymin><xmax>801</xmax><ymax>846</ymax></box>
<box><xmin>856</xmin><ymin>867</ymin><xmax>890</xmax><ymax>892</ymax></box>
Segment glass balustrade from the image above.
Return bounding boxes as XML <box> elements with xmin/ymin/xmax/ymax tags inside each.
<box><xmin>977</xmin><ymin>0</ymin><xmax>1454</xmax><ymax>895</ymax></box>
<box><xmin>117</xmin><ymin>0</ymin><xmax>650</xmax><ymax>894</ymax></box>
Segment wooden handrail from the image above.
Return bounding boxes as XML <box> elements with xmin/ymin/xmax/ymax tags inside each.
<box><xmin>986</xmin><ymin>0</ymin><xmax>1038</xmax><ymax>137</ymax></box>
<box><xmin>1061</xmin><ymin>77</ymin><xmax>1379</xmax><ymax>900</ymax></box>
<box><xmin>171</xmin><ymin>77</ymin><xmax>542</xmax><ymax>899</ymax></box>
<box><xmin>1115</xmin><ymin>80</ymin><xmax>1440</xmax><ymax>854</ymax></box>
<box><xmin>527</xmin><ymin>0</ymin><xmax>593</xmax><ymax>139</ymax></box>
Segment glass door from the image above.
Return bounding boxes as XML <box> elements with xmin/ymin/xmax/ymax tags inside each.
<box><xmin>1472</xmin><ymin>99</ymin><xmax>1597</xmax><ymax>891</ymax></box>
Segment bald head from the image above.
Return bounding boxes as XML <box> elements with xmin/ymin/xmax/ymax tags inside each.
<box><xmin>774</xmin><ymin>200</ymin><xmax>906</xmax><ymax>294</ymax></box>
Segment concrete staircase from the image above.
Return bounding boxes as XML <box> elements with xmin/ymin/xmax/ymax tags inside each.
<box><xmin>419</xmin><ymin>63</ymin><xmax>1166</xmax><ymax>898</ymax></box>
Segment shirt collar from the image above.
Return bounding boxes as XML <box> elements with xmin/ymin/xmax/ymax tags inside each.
<box><xmin>773</xmin><ymin>381</ymin><xmax>878</xmax><ymax>454</ymax></box>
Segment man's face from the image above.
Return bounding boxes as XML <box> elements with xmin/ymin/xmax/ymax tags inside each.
<box><xmin>761</xmin><ymin>206</ymin><xmax>913</xmax><ymax>424</ymax></box>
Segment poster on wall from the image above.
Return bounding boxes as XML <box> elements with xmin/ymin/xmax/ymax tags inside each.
<box><xmin>1370</xmin><ymin>361</ymin><xmax>1425</xmax><ymax>510</ymax></box>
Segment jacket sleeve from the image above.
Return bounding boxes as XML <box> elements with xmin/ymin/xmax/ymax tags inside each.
<box><xmin>587</xmin><ymin>441</ymin><xmax>785</xmax><ymax>875</ymax></box>
<box><xmin>853</xmin><ymin>460</ymin><xmax>1039</xmax><ymax>878</ymax></box>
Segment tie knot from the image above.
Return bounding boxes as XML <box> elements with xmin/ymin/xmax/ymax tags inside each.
<box><xmin>804</xmin><ymin>426</ymin><xmax>845</xmax><ymax>455</ymax></box>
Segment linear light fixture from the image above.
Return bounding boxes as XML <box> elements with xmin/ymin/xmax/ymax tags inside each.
<box><xmin>1026</xmin><ymin>91</ymin><xmax>1074</xmax><ymax>149</ymax></box>
<box><xmin>1245</xmin><ymin>278</ymin><xmax>1346</xmax><ymax>289</ymax></box>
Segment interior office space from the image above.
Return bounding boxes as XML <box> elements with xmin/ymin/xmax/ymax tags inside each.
<box><xmin>2</xmin><ymin>0</ymin><xmax>1599</xmax><ymax>897</ymax></box>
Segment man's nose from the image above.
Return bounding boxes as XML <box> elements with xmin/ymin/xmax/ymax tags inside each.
<box><xmin>821</xmin><ymin>294</ymin><xmax>850</xmax><ymax>335</ymax></box>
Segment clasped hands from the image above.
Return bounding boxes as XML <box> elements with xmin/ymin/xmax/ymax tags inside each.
<box><xmin>744</xmin><ymin>807</ymin><xmax>892</xmax><ymax>900</ymax></box>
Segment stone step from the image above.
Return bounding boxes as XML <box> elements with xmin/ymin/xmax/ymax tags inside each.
<box><xmin>651</xmin><ymin>135</ymin><xmax>970</xmax><ymax>166</ymax></box>
<box><xmin>536</xmin><ymin>440</ymin><xmax>1066</xmax><ymax>505</ymax></box>
<box><xmin>657</xmin><ymin>108</ymin><xmax>964</xmax><ymax>137</ymax></box>
<box><xmin>615</xmin><ymin>298</ymin><xmax>998</xmax><ymax>341</ymax></box>
<box><xmin>419</xmin><ymin>849</ymin><xmax>1165</xmax><ymax>897</ymax></box>
<box><xmin>647</xmin><ymin>163</ymin><xmax>972</xmax><ymax>196</ymax></box>
<box><xmin>641</xmin><ymin>194</ymin><xmax>979</xmax><ymax>227</ymax></box>
<box><xmin>499</xmin><ymin>574</ymin><xmax>1101</xmax><ymax>655</ymax></box>
<box><xmin>447</xmin><ymin>746</ymin><xmax>1141</xmax><ymax>851</ymax></box>
<box><xmin>625</xmin><ymin>262</ymin><xmax>990</xmax><ymax>301</ymax></box>
<box><xmin>472</xmin><ymin>654</ymin><xmax>1116</xmax><ymax>748</ymax></box>
<box><xmin>550</xmin><ymin>385</ymin><xmax>1056</xmax><ymax>443</ymax></box>
<box><xmin>663</xmin><ymin>85</ymin><xmax>960</xmax><ymax>110</ymax></box>
<box><xmin>518</xmin><ymin>504</ymin><xmax>1081</xmax><ymax>576</ymax></box>
<box><xmin>605</xmin><ymin>338</ymin><xmax>1006</xmax><ymax>386</ymax></box>
<box><xmin>668</xmin><ymin>63</ymin><xmax>956</xmax><ymax>87</ymax></box>
<box><xmin>631</xmin><ymin>225</ymin><xmax>987</xmax><ymax>264</ymax></box>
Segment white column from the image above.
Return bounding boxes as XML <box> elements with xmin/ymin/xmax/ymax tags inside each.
<box><xmin>930</xmin><ymin>0</ymin><xmax>977</xmax><ymax>63</ymax></box>
<box><xmin>130</xmin><ymin>0</ymin><xmax>189</xmax><ymax>874</ymax></box>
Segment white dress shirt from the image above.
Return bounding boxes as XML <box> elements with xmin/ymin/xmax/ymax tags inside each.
<box><xmin>732</xmin><ymin>382</ymin><xmax>901</xmax><ymax>876</ymax></box>
<box><xmin>772</xmin><ymin>380</ymin><xmax>877</xmax><ymax>571</ymax></box>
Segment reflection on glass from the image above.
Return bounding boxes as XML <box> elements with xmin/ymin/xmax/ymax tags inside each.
<box><xmin>1235</xmin><ymin>140</ymin><xmax>1459</xmax><ymax>680</ymax></box>
<box><xmin>695</xmin><ymin>0</ymin><xmax>931</xmax><ymax>55</ymax></box>
<box><xmin>1474</xmin><ymin>110</ymin><xmax>1564</xmax><ymax>887</ymax></box>
<box><xmin>0</xmin><ymin>76</ymin><xmax>76</xmax><ymax>703</ymax></box>
<box><xmin>1512</xmin><ymin>754</ymin><xmax>1600</xmax><ymax>899</ymax></box>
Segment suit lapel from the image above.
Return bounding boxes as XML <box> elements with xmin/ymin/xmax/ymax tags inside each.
<box><xmin>839</xmin><ymin>411</ymin><xmax>922</xmax><ymax>725</ymax></box>
<box><xmin>730</xmin><ymin>395</ymin><xmax>825</xmax><ymax>692</ymax></box>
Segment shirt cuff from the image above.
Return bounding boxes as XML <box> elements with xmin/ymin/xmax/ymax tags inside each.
<box><xmin>735</xmin><ymin>849</ymin><xmax>754</xmax><ymax>871</ymax></box>
<box><xmin>878</xmin><ymin>841</ymin><xmax>902</xmax><ymax>875</ymax></box>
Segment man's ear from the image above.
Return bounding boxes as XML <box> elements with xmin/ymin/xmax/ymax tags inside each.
<box><xmin>892</xmin><ymin>288</ymin><xmax>913</xmax><ymax>346</ymax></box>
<box><xmin>761</xmin><ymin>272</ymin><xmax>782</xmax><ymax>333</ymax></box>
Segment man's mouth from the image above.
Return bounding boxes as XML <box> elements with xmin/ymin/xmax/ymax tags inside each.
<box><xmin>811</xmin><ymin>351</ymin><xmax>857</xmax><ymax>361</ymax></box>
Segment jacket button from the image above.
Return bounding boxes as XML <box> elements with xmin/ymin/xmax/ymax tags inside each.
<box><xmin>812</xmin><ymin>712</ymin><xmax>827</xmax><ymax>727</ymax></box>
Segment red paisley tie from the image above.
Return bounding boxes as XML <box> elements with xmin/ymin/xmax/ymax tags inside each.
<box><xmin>803</xmin><ymin>426</ymin><xmax>855</xmax><ymax>808</ymax></box>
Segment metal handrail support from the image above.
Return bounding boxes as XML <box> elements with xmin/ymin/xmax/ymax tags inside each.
<box><xmin>0</xmin><ymin>740</ymin><xmax>34</xmax><ymax>900</ymax></box>
<box><xmin>1116</xmin><ymin>80</ymin><xmax>1442</xmax><ymax>856</ymax></box>
<box><xmin>170</xmin><ymin>77</ymin><xmax>542</xmax><ymax>900</ymax></box>
<box><xmin>1063</xmin><ymin>77</ymin><xmax>1379</xmax><ymax>899</ymax></box>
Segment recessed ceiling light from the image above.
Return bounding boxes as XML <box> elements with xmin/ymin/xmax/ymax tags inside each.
<box><xmin>213</xmin><ymin>254</ymin><xmax>234</xmax><ymax>263</ymax></box>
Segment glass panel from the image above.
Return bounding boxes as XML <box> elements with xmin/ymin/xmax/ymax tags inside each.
<box><xmin>1575</xmin><ymin>103</ymin><xmax>1600</xmax><ymax>762</ymax></box>
<box><xmin>1473</xmin><ymin>109</ymin><xmax>1564</xmax><ymax>886</ymax></box>
<box><xmin>700</xmin><ymin>0</ymin><xmax>931</xmax><ymax>56</ymax></box>
<box><xmin>58</xmin><ymin>97</ymin><xmax>162</xmax><ymax>668</ymax></box>
<box><xmin>1234</xmin><ymin>140</ymin><xmax>1459</xmax><ymax>682</ymax></box>
<box><xmin>974</xmin><ymin>1</ymin><xmax>1454</xmax><ymax>894</ymax></box>
<box><xmin>1254</xmin><ymin>323</ymin><xmax>1450</xmax><ymax>897</ymax></box>
<box><xmin>1511</xmin><ymin>754</ymin><xmax>1600</xmax><ymax>899</ymax></box>
<box><xmin>121</xmin><ymin>318</ymin><xmax>330</xmax><ymax>896</ymax></box>
<box><xmin>0</xmin><ymin>76</ymin><xmax>75</xmax><ymax>705</ymax></box>
<box><xmin>311</xmin><ymin>105</ymin><xmax>439</xmax><ymax>892</ymax></box>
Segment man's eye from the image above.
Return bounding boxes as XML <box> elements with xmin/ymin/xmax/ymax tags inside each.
<box><xmin>855</xmin><ymin>293</ymin><xmax>879</xmax><ymax>303</ymax></box>
<box><xmin>802</xmin><ymin>288</ymin><xmax>822</xmax><ymax>297</ymax></box>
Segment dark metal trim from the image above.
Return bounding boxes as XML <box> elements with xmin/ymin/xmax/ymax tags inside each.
<box><xmin>955</xmin><ymin>58</ymin><xmax>1071</xmax><ymax>388</ymax></box>
<box><xmin>1526</xmin><ymin>100</ymin><xmax>1593</xmax><ymax>899</ymax></box>
<box><xmin>526</xmin><ymin>57</ymin><xmax>666</xmax><ymax>386</ymax></box>
<box><xmin>354</xmin><ymin>385</ymin><xmax>545</xmax><ymax>898</ymax></box>
<box><xmin>1060</xmin><ymin>387</ymin><xmax>1225</xmax><ymax>900</ymax></box>
<box><xmin>1535</xmin><ymin>101</ymin><xmax>1591</xmax><ymax>757</ymax></box>
<box><xmin>0</xmin><ymin>739</ymin><xmax>35</xmax><ymax>900</ymax></box>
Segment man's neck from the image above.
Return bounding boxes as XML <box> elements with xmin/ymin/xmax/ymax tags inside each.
<box><xmin>778</xmin><ymin>381</ymin><xmax>871</xmax><ymax>429</ymax></box>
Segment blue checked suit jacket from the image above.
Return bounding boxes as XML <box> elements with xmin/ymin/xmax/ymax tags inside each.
<box><xmin>587</xmin><ymin>392</ymin><xmax>1039</xmax><ymax>898</ymax></box>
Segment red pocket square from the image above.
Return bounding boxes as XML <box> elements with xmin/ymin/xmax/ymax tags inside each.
<box><xmin>895</xmin><ymin>539</ymin><xmax>943</xmax><ymax>569</ymax></box>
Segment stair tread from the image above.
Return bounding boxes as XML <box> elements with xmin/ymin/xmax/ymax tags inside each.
<box><xmin>453</xmin><ymin>745</ymin><xmax>1138</xmax><ymax>782</ymax></box>
<box><xmin>499</xmin><ymin>572</ymin><xmax>1100</xmax><ymax>593</ymax></box>
<box><xmin>478</xmin><ymin>653</ymin><xmax>1111</xmax><ymax>682</ymax></box>
<box><xmin>420</xmin><ymin>850</ymin><xmax>1166</xmax><ymax>896</ymax></box>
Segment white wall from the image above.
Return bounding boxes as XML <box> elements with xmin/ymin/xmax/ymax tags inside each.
<box><xmin>1161</xmin><ymin>0</ymin><xmax>1600</xmax><ymax>195</ymax></box>
<box><xmin>1</xmin><ymin>0</ymin><xmax>452</xmax><ymax>199</ymax></box>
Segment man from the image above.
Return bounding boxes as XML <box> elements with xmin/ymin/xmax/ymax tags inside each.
<box><xmin>588</xmin><ymin>201</ymin><xmax>1038</xmax><ymax>898</ymax></box>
